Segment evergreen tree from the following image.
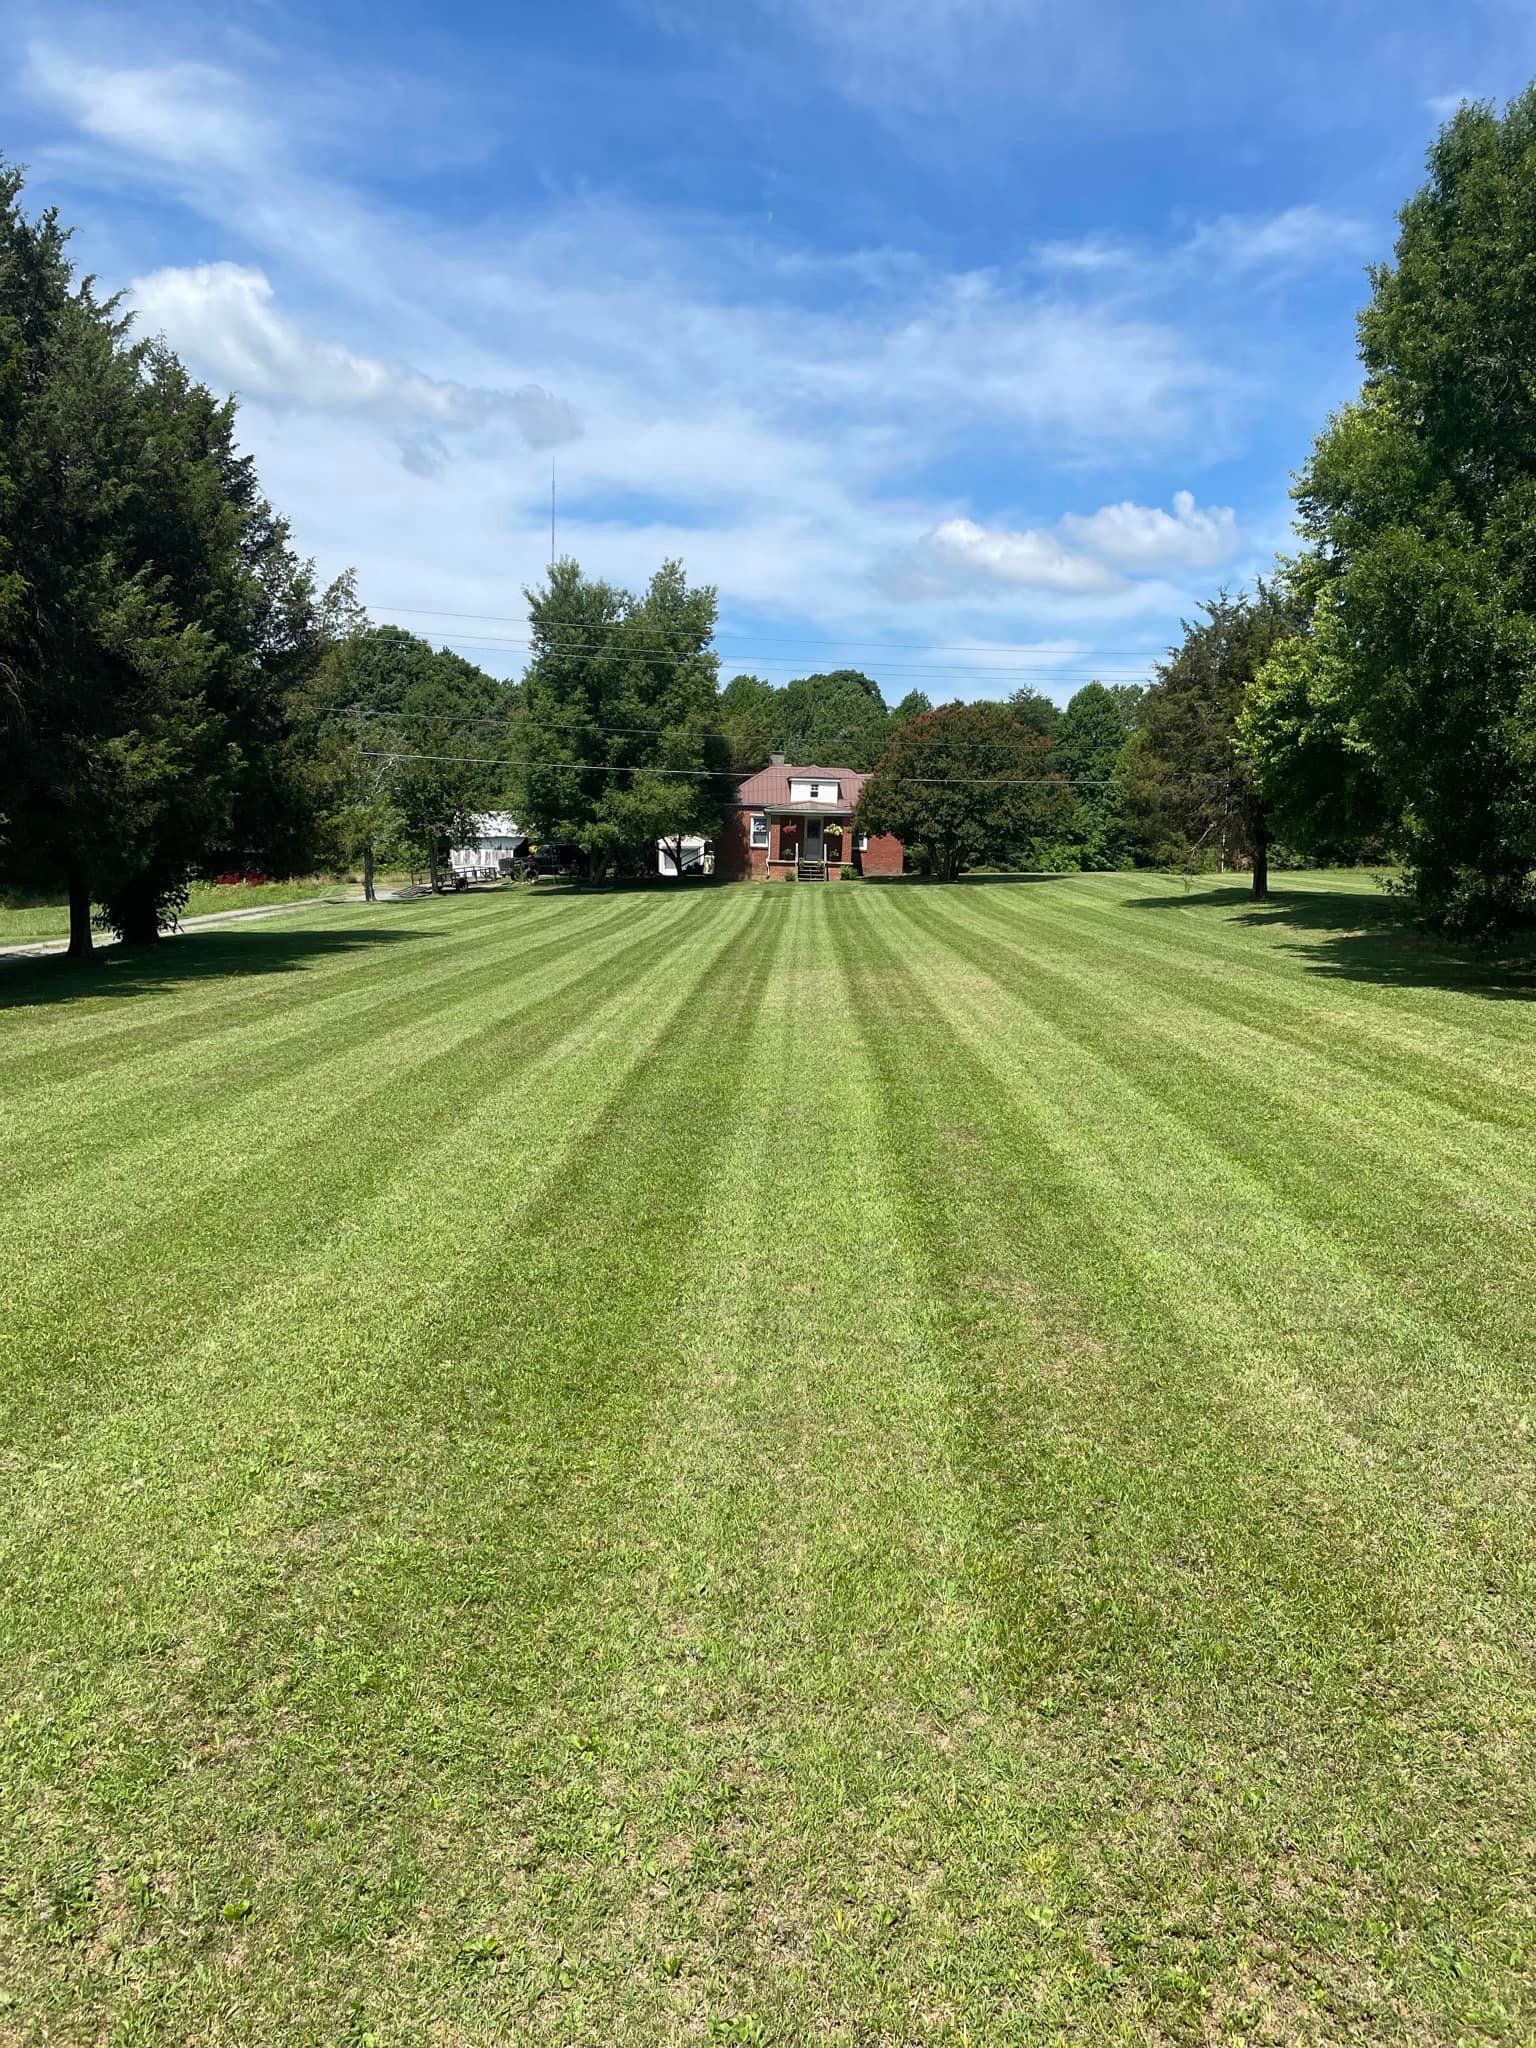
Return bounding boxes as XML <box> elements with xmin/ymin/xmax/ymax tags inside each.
<box><xmin>1124</xmin><ymin>585</ymin><xmax>1296</xmax><ymax>898</ymax></box>
<box><xmin>0</xmin><ymin>158</ymin><xmax>351</xmax><ymax>951</ymax></box>
<box><xmin>0</xmin><ymin>160</ymin><xmax>160</xmax><ymax>956</ymax></box>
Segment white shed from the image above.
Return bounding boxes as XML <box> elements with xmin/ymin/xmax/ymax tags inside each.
<box><xmin>656</xmin><ymin>835</ymin><xmax>710</xmax><ymax>876</ymax></box>
<box><xmin>450</xmin><ymin>812</ymin><xmax>524</xmax><ymax>878</ymax></box>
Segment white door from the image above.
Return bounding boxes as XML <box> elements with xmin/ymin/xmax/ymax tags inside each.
<box><xmin>803</xmin><ymin>821</ymin><xmax>824</xmax><ymax>863</ymax></box>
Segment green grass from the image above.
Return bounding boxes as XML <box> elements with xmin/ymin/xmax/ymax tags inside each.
<box><xmin>2</xmin><ymin>871</ymin><xmax>1534</xmax><ymax>2044</ymax></box>
<box><xmin>0</xmin><ymin>877</ymin><xmax>362</xmax><ymax>944</ymax></box>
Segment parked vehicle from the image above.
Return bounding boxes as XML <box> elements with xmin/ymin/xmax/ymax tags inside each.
<box><xmin>514</xmin><ymin>842</ymin><xmax>589</xmax><ymax>881</ymax></box>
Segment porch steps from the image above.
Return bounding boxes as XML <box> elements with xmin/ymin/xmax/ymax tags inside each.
<box><xmin>796</xmin><ymin>859</ymin><xmax>828</xmax><ymax>882</ymax></box>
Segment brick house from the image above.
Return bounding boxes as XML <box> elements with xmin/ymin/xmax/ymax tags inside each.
<box><xmin>714</xmin><ymin>758</ymin><xmax>904</xmax><ymax>881</ymax></box>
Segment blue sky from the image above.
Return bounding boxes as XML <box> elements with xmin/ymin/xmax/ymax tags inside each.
<box><xmin>5</xmin><ymin>0</ymin><xmax>1535</xmax><ymax>701</ymax></box>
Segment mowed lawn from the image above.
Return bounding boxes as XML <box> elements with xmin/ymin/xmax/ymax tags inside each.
<box><xmin>2</xmin><ymin>874</ymin><xmax>1535</xmax><ymax>2046</ymax></box>
<box><xmin>0</xmin><ymin>879</ymin><xmax>366</xmax><ymax>947</ymax></box>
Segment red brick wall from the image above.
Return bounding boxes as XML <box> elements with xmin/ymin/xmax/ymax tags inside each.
<box><xmin>715</xmin><ymin>809</ymin><xmax>771</xmax><ymax>879</ymax></box>
<box><xmin>859</xmin><ymin>831</ymin><xmax>904</xmax><ymax>876</ymax></box>
<box><xmin>717</xmin><ymin>809</ymin><xmax>904</xmax><ymax>879</ymax></box>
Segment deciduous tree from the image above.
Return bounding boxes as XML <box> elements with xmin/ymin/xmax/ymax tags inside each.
<box><xmin>296</xmin><ymin>624</ymin><xmax>512</xmax><ymax>892</ymax></box>
<box><xmin>1007</xmin><ymin>686</ymin><xmax>1062</xmax><ymax>741</ymax></box>
<box><xmin>777</xmin><ymin>669</ymin><xmax>890</xmax><ymax>769</ymax></box>
<box><xmin>1057</xmin><ymin>681</ymin><xmax>1139</xmax><ymax>868</ymax></box>
<box><xmin>855</xmin><ymin>701</ymin><xmax>1071</xmax><ymax>881</ymax></box>
<box><xmin>719</xmin><ymin>672</ymin><xmax>777</xmax><ymax>774</ymax></box>
<box><xmin>518</xmin><ymin>559</ymin><xmax>732</xmax><ymax>877</ymax></box>
<box><xmin>890</xmin><ymin>689</ymin><xmax>932</xmax><ymax>728</ymax></box>
<box><xmin>1259</xmin><ymin>94</ymin><xmax>1536</xmax><ymax>930</ymax></box>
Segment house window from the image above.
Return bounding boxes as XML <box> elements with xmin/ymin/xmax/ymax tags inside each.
<box><xmin>749</xmin><ymin>813</ymin><xmax>769</xmax><ymax>848</ymax></box>
<box><xmin>808</xmin><ymin>782</ymin><xmax>821</xmax><ymax>798</ymax></box>
<box><xmin>855</xmin><ymin>832</ymin><xmax>869</xmax><ymax>851</ymax></box>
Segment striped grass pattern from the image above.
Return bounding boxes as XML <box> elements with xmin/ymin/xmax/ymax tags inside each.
<box><xmin>1</xmin><ymin>873</ymin><xmax>1533</xmax><ymax>2043</ymax></box>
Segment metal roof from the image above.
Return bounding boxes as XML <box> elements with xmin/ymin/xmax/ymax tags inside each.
<box><xmin>731</xmin><ymin>763</ymin><xmax>868</xmax><ymax>810</ymax></box>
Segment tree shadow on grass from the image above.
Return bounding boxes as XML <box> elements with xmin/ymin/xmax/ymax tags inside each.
<box><xmin>1125</xmin><ymin>882</ymin><xmax>1536</xmax><ymax>1000</ymax></box>
<box><xmin>0</xmin><ymin>924</ymin><xmax>437</xmax><ymax>1012</ymax></box>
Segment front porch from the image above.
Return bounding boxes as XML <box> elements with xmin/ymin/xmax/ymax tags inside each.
<box><xmin>763</xmin><ymin>810</ymin><xmax>857</xmax><ymax>880</ymax></box>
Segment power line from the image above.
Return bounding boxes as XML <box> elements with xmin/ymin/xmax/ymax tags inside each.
<box><xmin>363</xmin><ymin>602</ymin><xmax>1170</xmax><ymax>659</ymax></box>
<box><xmin>345</xmin><ymin>706</ymin><xmax>677</xmax><ymax>738</ymax></box>
<box><xmin>356</xmin><ymin>748</ymin><xmax>1122</xmax><ymax>787</ymax></box>
<box><xmin>352</xmin><ymin>707</ymin><xmax>1054</xmax><ymax>747</ymax></box>
<box><xmin>363</xmin><ymin>633</ymin><xmax>1157</xmax><ymax>680</ymax></box>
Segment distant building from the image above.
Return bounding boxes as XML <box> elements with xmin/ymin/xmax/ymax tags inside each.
<box><xmin>450</xmin><ymin>812</ymin><xmax>524</xmax><ymax>879</ymax></box>
<box><xmin>714</xmin><ymin>759</ymin><xmax>904</xmax><ymax>881</ymax></box>
<box><xmin>656</xmin><ymin>834</ymin><xmax>711</xmax><ymax>877</ymax></box>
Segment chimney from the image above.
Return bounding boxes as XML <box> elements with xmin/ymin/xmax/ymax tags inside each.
<box><xmin>769</xmin><ymin>752</ymin><xmax>785</xmax><ymax>766</ymax></box>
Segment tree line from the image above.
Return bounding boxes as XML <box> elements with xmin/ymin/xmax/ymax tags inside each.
<box><xmin>0</xmin><ymin>156</ymin><xmax>523</xmax><ymax>952</ymax></box>
<box><xmin>9</xmin><ymin>90</ymin><xmax>1536</xmax><ymax>936</ymax></box>
<box><xmin>868</xmin><ymin>87</ymin><xmax>1536</xmax><ymax>929</ymax></box>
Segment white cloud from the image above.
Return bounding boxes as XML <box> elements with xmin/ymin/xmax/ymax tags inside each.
<box><xmin>1032</xmin><ymin>208</ymin><xmax>1372</xmax><ymax>297</ymax></box>
<box><xmin>759</xmin><ymin>0</ymin><xmax>1055</xmax><ymax>115</ymax></box>
<box><xmin>1426</xmin><ymin>90</ymin><xmax>1476</xmax><ymax>119</ymax></box>
<box><xmin>891</xmin><ymin>491</ymin><xmax>1240</xmax><ymax>600</ymax></box>
<box><xmin>24</xmin><ymin>30</ymin><xmax>1268</xmax><ymax>665</ymax></box>
<box><xmin>1060</xmin><ymin>489</ymin><xmax>1238</xmax><ymax>572</ymax></box>
<box><xmin>1181</xmin><ymin>205</ymin><xmax>1368</xmax><ymax>272</ymax></box>
<box><xmin>1033</xmin><ymin>236</ymin><xmax>1135</xmax><ymax>273</ymax></box>
<box><xmin>129</xmin><ymin>264</ymin><xmax>580</xmax><ymax>468</ymax></box>
<box><xmin>913</xmin><ymin>517</ymin><xmax>1123</xmax><ymax>594</ymax></box>
<box><xmin>26</xmin><ymin>45</ymin><xmax>267</xmax><ymax>171</ymax></box>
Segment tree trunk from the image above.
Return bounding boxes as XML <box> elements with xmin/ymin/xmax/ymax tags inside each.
<box><xmin>1251</xmin><ymin>805</ymin><xmax>1270</xmax><ymax>903</ymax></box>
<box><xmin>114</xmin><ymin>876</ymin><xmax>162</xmax><ymax>947</ymax></box>
<box><xmin>65</xmin><ymin>872</ymin><xmax>93</xmax><ymax>961</ymax></box>
<box><xmin>363</xmin><ymin>842</ymin><xmax>376</xmax><ymax>903</ymax></box>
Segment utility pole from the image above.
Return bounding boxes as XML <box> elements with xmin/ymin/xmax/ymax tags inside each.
<box><xmin>550</xmin><ymin>458</ymin><xmax>556</xmax><ymax>573</ymax></box>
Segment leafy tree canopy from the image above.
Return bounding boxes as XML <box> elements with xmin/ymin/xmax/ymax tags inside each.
<box><xmin>1123</xmin><ymin>584</ymin><xmax>1297</xmax><ymax>895</ymax></box>
<box><xmin>777</xmin><ymin>670</ymin><xmax>891</xmax><ymax>769</ymax></box>
<box><xmin>1258</xmin><ymin>93</ymin><xmax>1536</xmax><ymax>930</ymax></box>
<box><xmin>855</xmin><ymin>701</ymin><xmax>1071</xmax><ymax>881</ymax></box>
<box><xmin>1057</xmin><ymin>682</ymin><xmax>1139</xmax><ymax>869</ymax></box>
<box><xmin>518</xmin><ymin>558</ymin><xmax>732</xmax><ymax>877</ymax></box>
<box><xmin>718</xmin><ymin>672</ymin><xmax>777</xmax><ymax>775</ymax></box>
<box><xmin>1007</xmin><ymin>686</ymin><xmax>1063</xmax><ymax>741</ymax></box>
<box><xmin>296</xmin><ymin>623</ymin><xmax>514</xmax><ymax>889</ymax></box>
